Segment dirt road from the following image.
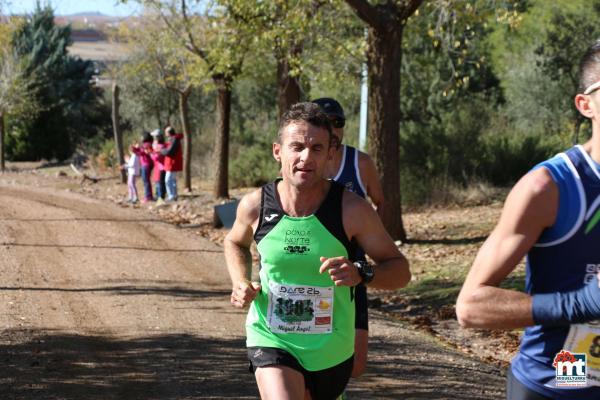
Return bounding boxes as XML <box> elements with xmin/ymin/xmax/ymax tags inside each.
<box><xmin>0</xmin><ymin>179</ymin><xmax>505</xmax><ymax>399</ymax></box>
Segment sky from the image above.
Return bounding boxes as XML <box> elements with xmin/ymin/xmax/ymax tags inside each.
<box><xmin>4</xmin><ymin>0</ymin><xmax>141</xmax><ymax>17</ymax></box>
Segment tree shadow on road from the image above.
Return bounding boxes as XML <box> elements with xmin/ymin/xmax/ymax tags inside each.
<box><xmin>0</xmin><ymin>286</ymin><xmax>230</xmax><ymax>300</ymax></box>
<box><xmin>0</xmin><ymin>218</ymin><xmax>164</xmax><ymax>223</ymax></box>
<box><xmin>0</xmin><ymin>326</ymin><xmax>505</xmax><ymax>400</ymax></box>
<box><xmin>346</xmin><ymin>329</ymin><xmax>505</xmax><ymax>400</ymax></box>
<box><xmin>0</xmin><ymin>330</ymin><xmax>258</xmax><ymax>399</ymax></box>
<box><xmin>405</xmin><ymin>236</ymin><xmax>487</xmax><ymax>245</ymax></box>
<box><xmin>1</xmin><ymin>242</ymin><xmax>222</xmax><ymax>253</ymax></box>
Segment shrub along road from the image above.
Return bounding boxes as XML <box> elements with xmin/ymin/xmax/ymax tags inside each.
<box><xmin>0</xmin><ymin>172</ymin><xmax>505</xmax><ymax>399</ymax></box>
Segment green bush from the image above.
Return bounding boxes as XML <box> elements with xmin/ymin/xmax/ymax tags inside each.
<box><xmin>398</xmin><ymin>89</ymin><xmax>564</xmax><ymax>207</ymax></box>
<box><xmin>230</xmin><ymin>144</ymin><xmax>279</xmax><ymax>188</ymax></box>
<box><xmin>480</xmin><ymin>133</ymin><xmax>559</xmax><ymax>186</ymax></box>
<box><xmin>8</xmin><ymin>5</ymin><xmax>108</xmax><ymax>161</ymax></box>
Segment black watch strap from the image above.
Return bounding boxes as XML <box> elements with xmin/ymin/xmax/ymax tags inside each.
<box><xmin>354</xmin><ymin>260</ymin><xmax>374</xmax><ymax>284</ymax></box>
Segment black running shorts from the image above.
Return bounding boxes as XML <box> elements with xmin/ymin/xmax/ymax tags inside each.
<box><xmin>248</xmin><ymin>347</ymin><xmax>353</xmax><ymax>400</ymax></box>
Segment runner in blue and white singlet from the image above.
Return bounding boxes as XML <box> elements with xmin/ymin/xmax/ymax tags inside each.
<box><xmin>457</xmin><ymin>40</ymin><xmax>600</xmax><ymax>400</ymax></box>
<box><xmin>332</xmin><ymin>145</ymin><xmax>367</xmax><ymax>198</ymax></box>
<box><xmin>510</xmin><ymin>145</ymin><xmax>600</xmax><ymax>399</ymax></box>
<box><xmin>313</xmin><ymin>97</ymin><xmax>386</xmax><ymax>379</ymax></box>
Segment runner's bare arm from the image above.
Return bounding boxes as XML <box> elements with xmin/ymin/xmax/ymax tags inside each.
<box><xmin>456</xmin><ymin>168</ymin><xmax>558</xmax><ymax>329</ymax></box>
<box><xmin>358</xmin><ymin>152</ymin><xmax>385</xmax><ymax>218</ymax></box>
<box><xmin>224</xmin><ymin>190</ymin><xmax>262</xmax><ymax>308</ymax></box>
<box><xmin>343</xmin><ymin>191</ymin><xmax>410</xmax><ymax>290</ymax></box>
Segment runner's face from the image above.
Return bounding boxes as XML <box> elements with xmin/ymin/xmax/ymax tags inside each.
<box><xmin>274</xmin><ymin>121</ymin><xmax>333</xmax><ymax>188</ymax></box>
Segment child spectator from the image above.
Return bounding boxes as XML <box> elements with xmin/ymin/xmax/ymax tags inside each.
<box><xmin>122</xmin><ymin>144</ymin><xmax>140</xmax><ymax>203</ymax></box>
<box><xmin>134</xmin><ymin>131</ymin><xmax>155</xmax><ymax>203</ymax></box>
<box><xmin>151</xmin><ymin>130</ymin><xmax>167</xmax><ymax>203</ymax></box>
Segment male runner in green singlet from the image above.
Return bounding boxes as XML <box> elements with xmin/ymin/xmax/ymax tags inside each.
<box><xmin>224</xmin><ymin>102</ymin><xmax>410</xmax><ymax>400</ymax></box>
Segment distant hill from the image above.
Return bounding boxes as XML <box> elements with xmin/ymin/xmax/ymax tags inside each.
<box><xmin>55</xmin><ymin>14</ymin><xmax>124</xmax><ymax>25</ymax></box>
<box><xmin>65</xmin><ymin>12</ymin><xmax>109</xmax><ymax>17</ymax></box>
<box><xmin>54</xmin><ymin>13</ymin><xmax>139</xmax><ymax>34</ymax></box>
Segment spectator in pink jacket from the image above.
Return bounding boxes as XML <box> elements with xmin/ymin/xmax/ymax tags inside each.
<box><xmin>151</xmin><ymin>130</ymin><xmax>166</xmax><ymax>201</ymax></box>
<box><xmin>133</xmin><ymin>131</ymin><xmax>155</xmax><ymax>203</ymax></box>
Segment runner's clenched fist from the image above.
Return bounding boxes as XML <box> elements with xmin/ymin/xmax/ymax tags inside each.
<box><xmin>231</xmin><ymin>280</ymin><xmax>261</xmax><ymax>308</ymax></box>
<box><xmin>319</xmin><ymin>256</ymin><xmax>361</xmax><ymax>287</ymax></box>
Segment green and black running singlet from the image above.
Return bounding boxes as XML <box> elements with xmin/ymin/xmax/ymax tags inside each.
<box><xmin>246</xmin><ymin>179</ymin><xmax>357</xmax><ymax>371</ymax></box>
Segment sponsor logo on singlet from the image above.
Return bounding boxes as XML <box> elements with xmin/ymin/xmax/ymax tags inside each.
<box><xmin>265</xmin><ymin>213</ymin><xmax>278</xmax><ymax>222</ymax></box>
<box><xmin>283</xmin><ymin>229</ymin><xmax>311</xmax><ymax>255</ymax></box>
<box><xmin>584</xmin><ymin>264</ymin><xmax>600</xmax><ymax>284</ymax></box>
<box><xmin>586</xmin><ymin>207</ymin><xmax>600</xmax><ymax>235</ymax></box>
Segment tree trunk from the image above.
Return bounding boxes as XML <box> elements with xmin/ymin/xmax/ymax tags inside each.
<box><xmin>367</xmin><ymin>26</ymin><xmax>407</xmax><ymax>241</ymax></box>
<box><xmin>112</xmin><ymin>83</ymin><xmax>126</xmax><ymax>183</ymax></box>
<box><xmin>179</xmin><ymin>89</ymin><xmax>192</xmax><ymax>192</ymax></box>
<box><xmin>213</xmin><ymin>76</ymin><xmax>231</xmax><ymax>199</ymax></box>
<box><xmin>276</xmin><ymin>44</ymin><xmax>303</xmax><ymax>120</ymax></box>
<box><xmin>0</xmin><ymin>111</ymin><xmax>5</xmax><ymax>172</ymax></box>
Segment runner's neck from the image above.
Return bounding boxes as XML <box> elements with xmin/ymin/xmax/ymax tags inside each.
<box><xmin>582</xmin><ymin>136</ymin><xmax>600</xmax><ymax>165</ymax></box>
<box><xmin>589</xmin><ymin>133</ymin><xmax>600</xmax><ymax>165</ymax></box>
<box><xmin>276</xmin><ymin>179</ymin><xmax>331</xmax><ymax>217</ymax></box>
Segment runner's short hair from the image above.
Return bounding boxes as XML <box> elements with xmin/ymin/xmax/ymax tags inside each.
<box><xmin>278</xmin><ymin>102</ymin><xmax>332</xmax><ymax>144</ymax></box>
<box><xmin>579</xmin><ymin>40</ymin><xmax>600</xmax><ymax>93</ymax></box>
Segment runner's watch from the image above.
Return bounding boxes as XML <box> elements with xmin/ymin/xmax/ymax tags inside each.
<box><xmin>354</xmin><ymin>260</ymin><xmax>374</xmax><ymax>284</ymax></box>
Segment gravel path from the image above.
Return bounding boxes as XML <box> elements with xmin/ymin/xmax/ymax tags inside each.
<box><xmin>0</xmin><ymin>175</ymin><xmax>505</xmax><ymax>399</ymax></box>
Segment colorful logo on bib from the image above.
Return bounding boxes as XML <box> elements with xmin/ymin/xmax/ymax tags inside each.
<box><xmin>318</xmin><ymin>299</ymin><xmax>331</xmax><ymax>310</ymax></box>
<box><xmin>553</xmin><ymin>350</ymin><xmax>587</xmax><ymax>387</ymax></box>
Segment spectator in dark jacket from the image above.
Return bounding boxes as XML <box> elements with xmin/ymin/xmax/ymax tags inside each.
<box><xmin>161</xmin><ymin>126</ymin><xmax>183</xmax><ymax>201</ymax></box>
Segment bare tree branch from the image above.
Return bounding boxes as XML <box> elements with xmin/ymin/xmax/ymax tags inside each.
<box><xmin>180</xmin><ymin>0</ymin><xmax>208</xmax><ymax>60</ymax></box>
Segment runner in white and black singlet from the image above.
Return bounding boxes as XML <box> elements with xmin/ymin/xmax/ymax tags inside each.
<box><xmin>313</xmin><ymin>97</ymin><xmax>385</xmax><ymax>378</ymax></box>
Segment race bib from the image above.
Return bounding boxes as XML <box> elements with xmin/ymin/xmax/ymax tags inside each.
<box><xmin>563</xmin><ymin>322</ymin><xmax>600</xmax><ymax>386</ymax></box>
<box><xmin>267</xmin><ymin>281</ymin><xmax>333</xmax><ymax>334</ymax></box>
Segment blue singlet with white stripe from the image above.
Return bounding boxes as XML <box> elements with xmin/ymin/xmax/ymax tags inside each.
<box><xmin>511</xmin><ymin>145</ymin><xmax>600</xmax><ymax>399</ymax></box>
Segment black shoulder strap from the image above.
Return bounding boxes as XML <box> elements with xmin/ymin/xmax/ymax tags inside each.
<box><xmin>254</xmin><ymin>179</ymin><xmax>285</xmax><ymax>244</ymax></box>
<box><xmin>315</xmin><ymin>181</ymin><xmax>356</xmax><ymax>259</ymax></box>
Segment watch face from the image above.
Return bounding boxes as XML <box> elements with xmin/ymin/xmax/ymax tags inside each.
<box><xmin>355</xmin><ymin>261</ymin><xmax>374</xmax><ymax>283</ymax></box>
<box><xmin>364</xmin><ymin>265</ymin><xmax>374</xmax><ymax>280</ymax></box>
